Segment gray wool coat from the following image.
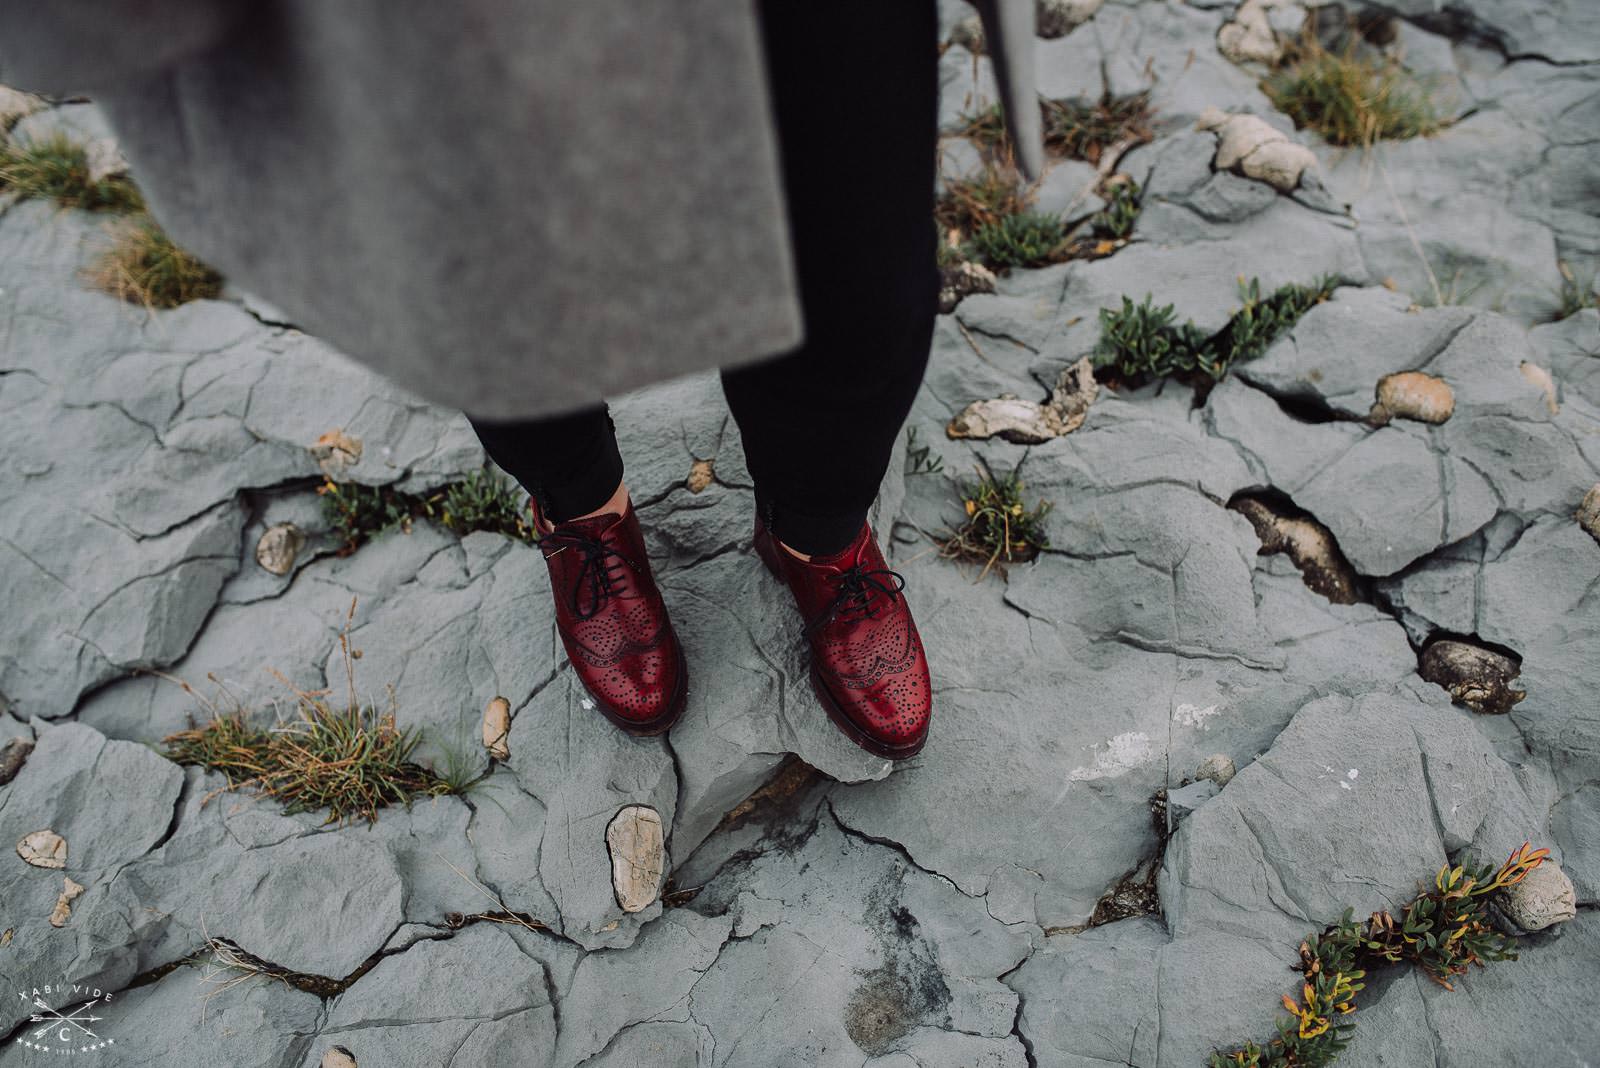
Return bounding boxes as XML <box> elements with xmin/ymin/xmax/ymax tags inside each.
<box><xmin>0</xmin><ymin>0</ymin><xmax>1041</xmax><ymax>421</ymax></box>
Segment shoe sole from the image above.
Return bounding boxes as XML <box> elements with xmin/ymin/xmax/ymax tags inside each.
<box><xmin>586</xmin><ymin>639</ymin><xmax>689</xmax><ymax>738</ymax></box>
<box><xmin>755</xmin><ymin>527</ymin><xmax>927</xmax><ymax>761</ymax></box>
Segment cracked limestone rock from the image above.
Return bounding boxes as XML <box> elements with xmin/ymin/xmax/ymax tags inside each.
<box><xmin>1419</xmin><ymin>640</ymin><xmax>1526</xmax><ymax>715</ymax></box>
<box><xmin>482</xmin><ymin>696</ymin><xmax>512</xmax><ymax>761</ymax></box>
<box><xmin>946</xmin><ymin>356</ymin><xmax>1097</xmax><ymax>443</ymax></box>
<box><xmin>0</xmin><ymin>85</ymin><xmax>47</xmax><ymax>129</ymax></box>
<box><xmin>937</xmin><ymin>259</ymin><xmax>997</xmax><ymax>313</ymax></box>
<box><xmin>48</xmin><ymin>875</ymin><xmax>85</xmax><ymax>927</ymax></box>
<box><xmin>1196</xmin><ymin>753</ymin><xmax>1237</xmax><ymax>787</ymax></box>
<box><xmin>310</xmin><ymin>428</ymin><xmax>363</xmax><ymax>476</ymax></box>
<box><xmin>1037</xmin><ymin>0</ymin><xmax>1104</xmax><ymax>38</ymax></box>
<box><xmin>16</xmin><ymin>828</ymin><xmax>67</xmax><ymax>869</ymax></box>
<box><xmin>1371</xmin><ymin>370</ymin><xmax>1456</xmax><ymax>425</ymax></box>
<box><xmin>1502</xmin><ymin>860</ymin><xmax>1578</xmax><ymax>931</ymax></box>
<box><xmin>1216</xmin><ymin>0</ymin><xmax>1290</xmax><ymax>65</ymax></box>
<box><xmin>254</xmin><ymin>522</ymin><xmax>306</xmax><ymax>576</ymax></box>
<box><xmin>1196</xmin><ymin>105</ymin><xmax>1317</xmax><ymax>191</ymax></box>
<box><xmin>606</xmin><ymin>805</ymin><xmax>666</xmax><ymax>913</ymax></box>
<box><xmin>1578</xmin><ymin>484</ymin><xmax>1600</xmax><ymax>543</ymax></box>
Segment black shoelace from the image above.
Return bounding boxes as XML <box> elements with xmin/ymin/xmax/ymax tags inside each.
<box><xmin>805</xmin><ymin>563</ymin><xmax>907</xmax><ymax>637</ymax></box>
<box><xmin>541</xmin><ymin>530</ymin><xmax>634</xmax><ymax>620</ymax></box>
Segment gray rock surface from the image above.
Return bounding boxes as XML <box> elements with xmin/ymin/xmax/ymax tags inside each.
<box><xmin>3</xmin><ymin>16</ymin><xmax>1598</xmax><ymax>1061</ymax></box>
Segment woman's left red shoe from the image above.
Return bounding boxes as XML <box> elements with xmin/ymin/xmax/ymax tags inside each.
<box><xmin>753</xmin><ymin>515</ymin><xmax>932</xmax><ymax>759</ymax></box>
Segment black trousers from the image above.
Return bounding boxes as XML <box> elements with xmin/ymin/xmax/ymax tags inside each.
<box><xmin>467</xmin><ymin>0</ymin><xmax>938</xmax><ymax>556</ymax></box>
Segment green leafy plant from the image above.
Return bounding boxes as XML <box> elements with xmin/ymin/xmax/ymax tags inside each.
<box><xmin>1091</xmin><ymin>178</ymin><xmax>1141</xmax><ymax>240</ymax></box>
<box><xmin>1041</xmin><ymin>92</ymin><xmax>1155</xmax><ymax>163</ymax></box>
<box><xmin>1094</xmin><ymin>275</ymin><xmax>1336</xmax><ymax>384</ymax></box>
<box><xmin>319</xmin><ymin>469</ymin><xmax>533</xmax><ymax>553</ymax></box>
<box><xmin>1210</xmin><ymin>843</ymin><xmax>1551</xmax><ymax>1068</ymax></box>
<box><xmin>0</xmin><ymin>132</ymin><xmax>145</xmax><ymax>212</ymax></box>
<box><xmin>89</xmin><ymin>214</ymin><xmax>224</xmax><ymax>309</ymax></box>
<box><xmin>162</xmin><ymin>614</ymin><xmax>456</xmax><ymax>826</ymax></box>
<box><xmin>940</xmin><ymin>458</ymin><xmax>1052</xmax><ymax>580</ymax></box>
<box><xmin>1264</xmin><ymin>38</ymin><xmax>1442</xmax><ymax>147</ymax></box>
<box><xmin>970</xmin><ymin>211</ymin><xmax>1069</xmax><ymax>270</ymax></box>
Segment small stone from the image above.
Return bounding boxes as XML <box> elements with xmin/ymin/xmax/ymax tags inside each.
<box><xmin>320</xmin><ymin>1047</ymin><xmax>358</xmax><ymax>1068</ymax></box>
<box><xmin>686</xmin><ymin>458</ymin><xmax>715</xmax><ymax>494</ymax></box>
<box><xmin>0</xmin><ymin>737</ymin><xmax>32</xmax><ymax>785</ymax></box>
<box><xmin>16</xmin><ymin>829</ymin><xmax>67</xmax><ymax>869</ymax></box>
<box><xmin>1501</xmin><ymin>860</ymin><xmax>1578</xmax><ymax>931</ymax></box>
<box><xmin>606</xmin><ymin>805</ymin><xmax>666</xmax><ymax>914</ymax></box>
<box><xmin>1217</xmin><ymin>0</ymin><xmax>1285</xmax><ymax>65</ymax></box>
<box><xmin>1578</xmin><ymin>484</ymin><xmax>1600</xmax><ymax>543</ymax></box>
<box><xmin>1165</xmin><ymin>779</ymin><xmax>1220</xmax><ymax>831</ymax></box>
<box><xmin>1371</xmin><ymin>371</ymin><xmax>1454</xmax><ymax>425</ymax></box>
<box><xmin>83</xmin><ymin>137</ymin><xmax>129</xmax><ymax>183</ymax></box>
<box><xmin>950</xmin><ymin>14</ymin><xmax>985</xmax><ymax>54</ymax></box>
<box><xmin>938</xmin><ymin>260</ymin><xmax>997</xmax><ymax>314</ymax></box>
<box><xmin>947</xmin><ymin>357</ymin><xmax>1098</xmax><ymax>443</ymax></box>
<box><xmin>310</xmin><ymin>429</ymin><xmax>363</xmax><ymax>476</ymax></box>
<box><xmin>1037</xmin><ymin>0</ymin><xmax>1104</xmax><ymax>38</ymax></box>
<box><xmin>1231</xmin><ymin>496</ymin><xmax>1360</xmax><ymax>604</ymax></box>
<box><xmin>1419</xmin><ymin>640</ymin><xmax>1526</xmax><ymax>714</ymax></box>
<box><xmin>254</xmin><ymin>522</ymin><xmax>307</xmax><ymax>576</ymax></box>
<box><xmin>1196</xmin><ymin>107</ymin><xmax>1315</xmax><ymax>191</ymax></box>
<box><xmin>0</xmin><ymin>85</ymin><xmax>48</xmax><ymax>129</ymax></box>
<box><xmin>48</xmin><ymin>876</ymin><xmax>85</xmax><ymax>928</ymax></box>
<box><xmin>1518</xmin><ymin>361</ymin><xmax>1559</xmax><ymax>415</ymax></box>
<box><xmin>1195</xmin><ymin>753</ymin><xmax>1237</xmax><ymax>787</ymax></box>
<box><xmin>482</xmin><ymin>696</ymin><xmax>511</xmax><ymax>761</ymax></box>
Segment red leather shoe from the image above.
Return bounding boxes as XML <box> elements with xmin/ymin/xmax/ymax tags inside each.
<box><xmin>753</xmin><ymin>516</ymin><xmax>931</xmax><ymax>759</ymax></box>
<box><xmin>532</xmin><ymin>496</ymin><xmax>687</xmax><ymax>736</ymax></box>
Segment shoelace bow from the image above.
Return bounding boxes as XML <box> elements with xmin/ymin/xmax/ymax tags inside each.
<box><xmin>805</xmin><ymin>563</ymin><xmax>907</xmax><ymax>637</ymax></box>
<box><xmin>541</xmin><ymin>530</ymin><xmax>636</xmax><ymax>620</ymax></box>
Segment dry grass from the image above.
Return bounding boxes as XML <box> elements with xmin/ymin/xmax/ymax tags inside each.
<box><xmin>1264</xmin><ymin>37</ymin><xmax>1442</xmax><ymax>147</ymax></box>
<box><xmin>159</xmin><ymin>599</ymin><xmax>457</xmax><ymax>826</ymax></box>
<box><xmin>89</xmin><ymin>214</ymin><xmax>223</xmax><ymax>309</ymax></box>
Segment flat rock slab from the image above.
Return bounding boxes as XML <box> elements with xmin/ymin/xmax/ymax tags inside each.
<box><xmin>3</xmin><ymin>23</ymin><xmax>1599</xmax><ymax>1062</ymax></box>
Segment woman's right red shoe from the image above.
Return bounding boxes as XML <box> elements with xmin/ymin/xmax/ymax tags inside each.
<box><xmin>532</xmin><ymin>496</ymin><xmax>687</xmax><ymax>736</ymax></box>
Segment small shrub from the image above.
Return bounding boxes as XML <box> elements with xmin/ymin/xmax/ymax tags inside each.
<box><xmin>1095</xmin><ymin>275</ymin><xmax>1336</xmax><ymax>384</ymax></box>
<box><xmin>941</xmin><ymin>459</ymin><xmax>1051</xmax><ymax>579</ymax></box>
<box><xmin>1264</xmin><ymin>40</ymin><xmax>1441</xmax><ymax>147</ymax></box>
<box><xmin>320</xmin><ymin>469</ymin><xmax>533</xmax><ymax>553</ymax></box>
<box><xmin>429</xmin><ymin>470</ymin><xmax>535</xmax><ymax>543</ymax></box>
<box><xmin>935</xmin><ymin>163</ymin><xmax>1030</xmax><ymax>240</ymax></box>
<box><xmin>1041</xmin><ymin>92</ymin><xmax>1154</xmax><ymax>163</ymax></box>
<box><xmin>0</xmin><ymin>133</ymin><xmax>144</xmax><ymax>212</ymax></box>
<box><xmin>969</xmin><ymin>211</ymin><xmax>1069</xmax><ymax>269</ymax></box>
<box><xmin>1209</xmin><ymin>844</ymin><xmax>1551</xmax><ymax>1068</ymax></box>
<box><xmin>1091</xmin><ymin>178</ymin><xmax>1141</xmax><ymax>240</ymax></box>
<box><xmin>89</xmin><ymin>214</ymin><xmax>223</xmax><ymax>309</ymax></box>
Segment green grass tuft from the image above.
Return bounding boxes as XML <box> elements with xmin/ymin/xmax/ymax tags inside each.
<box><xmin>1264</xmin><ymin>40</ymin><xmax>1442</xmax><ymax>147</ymax></box>
<box><xmin>90</xmin><ymin>215</ymin><xmax>224</xmax><ymax>309</ymax></box>
<box><xmin>941</xmin><ymin>459</ymin><xmax>1052</xmax><ymax>580</ymax></box>
<box><xmin>0</xmin><ymin>132</ymin><xmax>144</xmax><ymax>212</ymax></box>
